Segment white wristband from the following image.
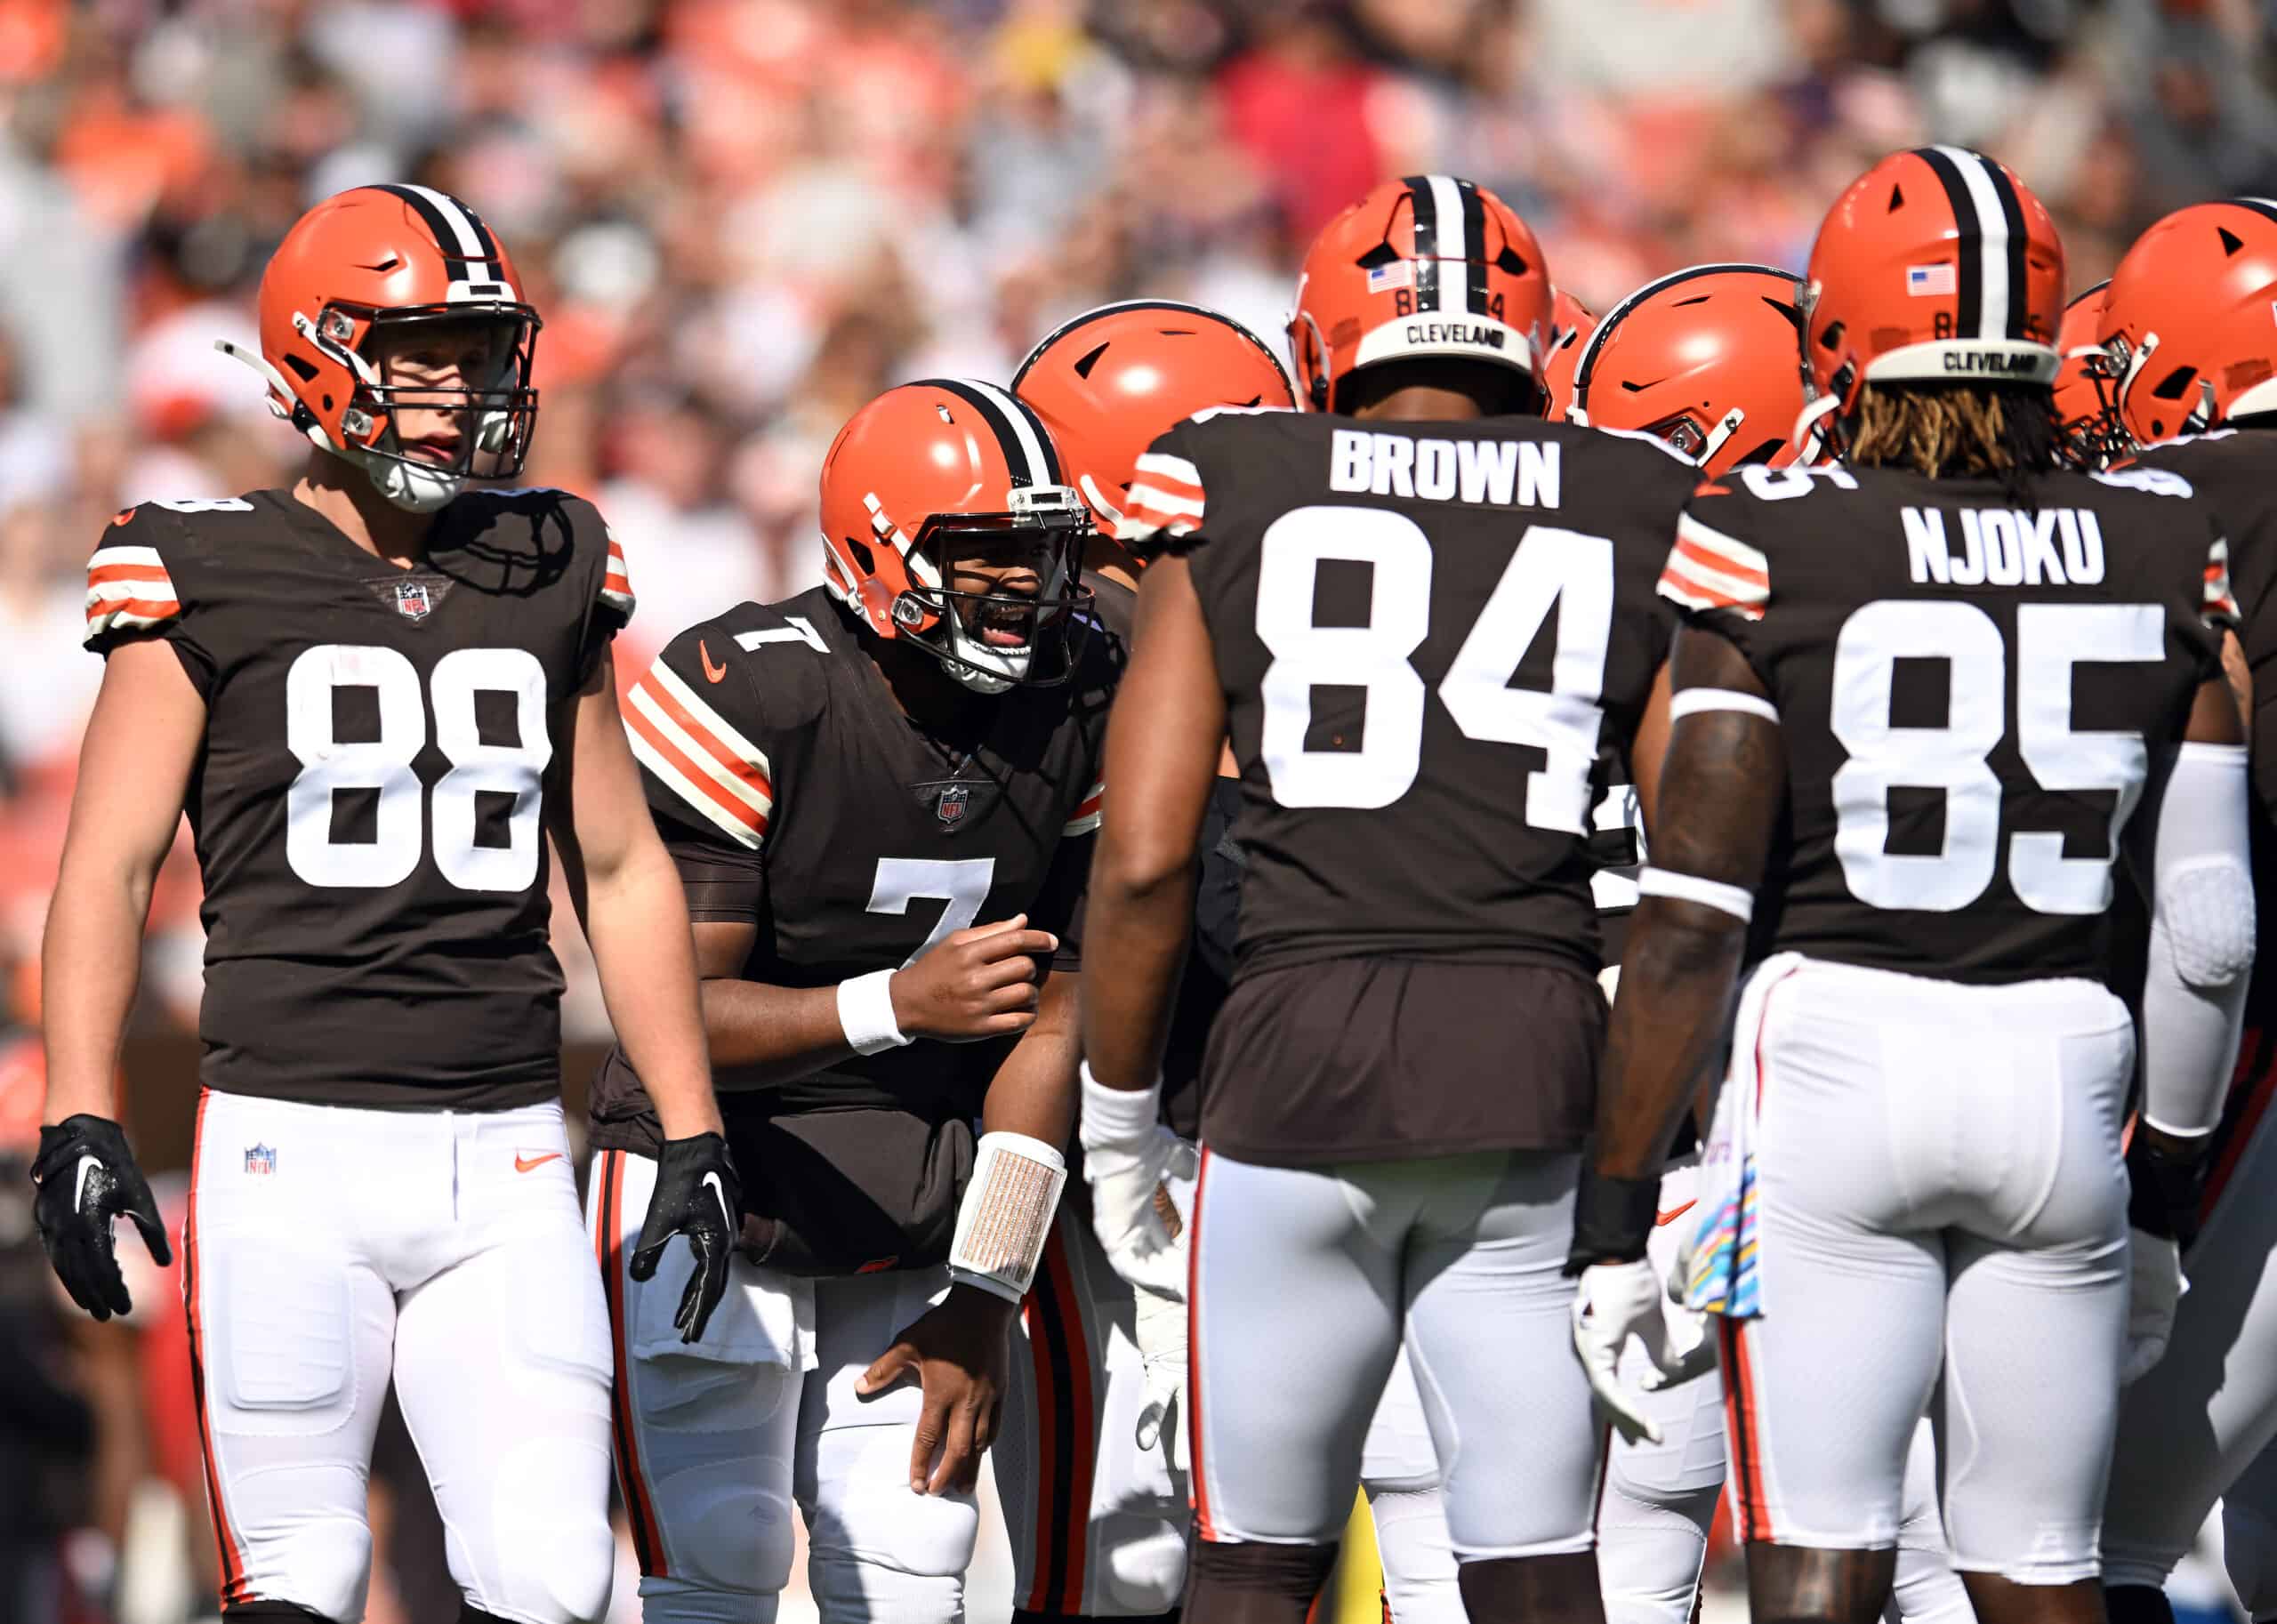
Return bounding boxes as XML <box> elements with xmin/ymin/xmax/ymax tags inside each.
<box><xmin>950</xmin><ymin>1130</ymin><xmax>1069</xmax><ymax>1304</ymax></box>
<box><xmin>837</xmin><ymin>969</ymin><xmax>911</xmax><ymax>1056</ymax></box>
<box><xmin>1638</xmin><ymin>865</ymin><xmax>1755</xmax><ymax>922</ymax></box>
<box><xmin>1079</xmin><ymin>1061</ymin><xmax>1163</xmax><ymax>1153</ymax></box>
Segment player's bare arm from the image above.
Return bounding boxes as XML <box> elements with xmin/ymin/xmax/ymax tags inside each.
<box><xmin>678</xmin><ymin>914</ymin><xmax>1054</xmax><ymax>1082</ymax></box>
<box><xmin>1589</xmin><ymin>626</ymin><xmax>1784</xmax><ymax>1187</ymax></box>
<box><xmin>553</xmin><ymin>645</ymin><xmax>741</xmax><ymax>1340</ymax></box>
<box><xmin>44</xmin><ymin>638</ymin><xmax>205</xmax><ymax>1125</ymax></box>
<box><xmin>1630</xmin><ymin>660</ymin><xmax>1675</xmax><ymax>841</ymax></box>
<box><xmin>551</xmin><ymin>646</ymin><xmax>720</xmax><ymax>1140</ymax></box>
<box><xmin>33</xmin><ymin>636</ymin><xmax>202</xmax><ymax>1315</ymax></box>
<box><xmin>1080</xmin><ymin>554</ymin><xmax>1226</xmax><ymax>1093</ymax></box>
<box><xmin>1567</xmin><ymin>624</ymin><xmax>1783</xmax><ymax>1443</ymax></box>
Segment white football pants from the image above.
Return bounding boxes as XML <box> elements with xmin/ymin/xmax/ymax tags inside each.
<box><xmin>188</xmin><ymin>1089</ymin><xmax>615</xmax><ymax>1624</ymax></box>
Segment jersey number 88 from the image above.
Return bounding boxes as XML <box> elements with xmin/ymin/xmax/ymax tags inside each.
<box><xmin>285</xmin><ymin>644</ymin><xmax>551</xmax><ymax>891</ymax></box>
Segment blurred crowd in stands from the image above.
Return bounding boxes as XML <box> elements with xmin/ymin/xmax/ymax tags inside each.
<box><xmin>0</xmin><ymin>0</ymin><xmax>2269</xmax><ymax>1618</ymax></box>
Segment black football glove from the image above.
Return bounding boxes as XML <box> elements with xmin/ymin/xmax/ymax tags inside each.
<box><xmin>31</xmin><ymin>1114</ymin><xmax>172</xmax><ymax>1322</ymax></box>
<box><xmin>629</xmin><ymin>1132</ymin><xmax>740</xmax><ymax>1344</ymax></box>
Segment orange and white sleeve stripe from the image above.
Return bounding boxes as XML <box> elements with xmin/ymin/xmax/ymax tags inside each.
<box><xmin>84</xmin><ymin>544</ymin><xmax>181</xmax><ymax>644</ymax></box>
<box><xmin>1658</xmin><ymin>511</ymin><xmax>1771</xmax><ymax>622</ymax></box>
<box><xmin>623</xmin><ymin>654</ymin><xmax>772</xmax><ymax>848</ymax></box>
<box><xmin>2206</xmin><ymin>537</ymin><xmax>2241</xmax><ymax>623</ymax></box>
<box><xmin>1062</xmin><ymin>779</ymin><xmax>1103</xmax><ymax>838</ymax></box>
<box><xmin>601</xmin><ymin>532</ymin><xmax>637</xmax><ymax>623</ymax></box>
<box><xmin>1119</xmin><ymin>452</ymin><xmax>1205</xmax><ymax>541</ymax></box>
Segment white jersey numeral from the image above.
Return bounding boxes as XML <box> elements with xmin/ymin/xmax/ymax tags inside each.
<box><xmin>1829</xmin><ymin>599</ymin><xmax>2162</xmax><ymax>912</ymax></box>
<box><xmin>285</xmin><ymin>644</ymin><xmax>552</xmax><ymax>890</ymax></box>
<box><xmin>1254</xmin><ymin>505</ymin><xmax>1613</xmax><ymax>826</ymax></box>
<box><xmin>867</xmin><ymin>857</ymin><xmax>998</xmax><ymax>967</ymax></box>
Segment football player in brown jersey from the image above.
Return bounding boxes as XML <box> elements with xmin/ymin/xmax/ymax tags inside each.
<box><xmin>1557</xmin><ymin>260</ymin><xmax>1967</xmax><ymax>1624</ymax></box>
<box><xmin>1083</xmin><ymin>173</ymin><xmax>1706</xmax><ymax>1624</ymax></box>
<box><xmin>35</xmin><ymin>185</ymin><xmax>734</xmax><ymax>1624</ymax></box>
<box><xmin>1008</xmin><ymin>300</ymin><xmax>1291</xmax><ymax>1623</ymax></box>
<box><xmin>1573</xmin><ymin>149</ymin><xmax>2251</xmax><ymax>1624</ymax></box>
<box><xmin>2087</xmin><ymin>199</ymin><xmax>2277</xmax><ymax>1624</ymax></box>
<box><xmin>585</xmin><ymin>376</ymin><xmax>1116</xmax><ymax>1622</ymax></box>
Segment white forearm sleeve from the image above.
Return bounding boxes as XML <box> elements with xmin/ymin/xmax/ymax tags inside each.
<box><xmin>2141</xmin><ymin>742</ymin><xmax>2255</xmax><ymax>1137</ymax></box>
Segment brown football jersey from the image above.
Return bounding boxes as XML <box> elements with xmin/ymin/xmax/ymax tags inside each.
<box><xmin>585</xmin><ymin>586</ymin><xmax>1113</xmax><ymax>1270</ymax></box>
<box><xmin>1122</xmin><ymin>407</ymin><xmax>1696</xmax><ymax>1162</ymax></box>
<box><xmin>1665</xmin><ymin>459</ymin><xmax>2231</xmax><ymax>985</ymax></box>
<box><xmin>83</xmin><ymin>486</ymin><xmax>634</xmax><ymax>1107</ymax></box>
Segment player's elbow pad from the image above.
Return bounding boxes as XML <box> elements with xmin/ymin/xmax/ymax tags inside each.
<box><xmin>2152</xmin><ymin>743</ymin><xmax>2256</xmax><ymax>993</ymax></box>
<box><xmin>2140</xmin><ymin>742</ymin><xmax>2254</xmax><ymax>1138</ymax></box>
<box><xmin>2159</xmin><ymin>856</ymin><xmax>2256</xmax><ymax>992</ymax></box>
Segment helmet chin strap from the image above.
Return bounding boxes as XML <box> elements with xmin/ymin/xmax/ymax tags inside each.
<box><xmin>1790</xmin><ymin>392</ymin><xmax>1842</xmax><ymax>458</ymax></box>
<box><xmin>214</xmin><ymin>335</ymin><xmax>463</xmax><ymax>514</ymax></box>
<box><xmin>353</xmin><ymin>446</ymin><xmax>463</xmax><ymax>514</ymax></box>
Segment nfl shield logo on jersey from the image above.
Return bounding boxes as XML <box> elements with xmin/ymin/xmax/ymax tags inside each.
<box><xmin>244</xmin><ymin>1143</ymin><xmax>277</xmax><ymax>1176</ymax></box>
<box><xmin>937</xmin><ymin>784</ymin><xmax>970</xmax><ymax>827</ymax></box>
<box><xmin>391</xmin><ymin>581</ymin><xmax>433</xmax><ymax>622</ymax></box>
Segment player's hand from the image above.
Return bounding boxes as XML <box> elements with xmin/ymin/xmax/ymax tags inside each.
<box><xmin>31</xmin><ymin>1114</ymin><xmax>172</xmax><ymax>1322</ymax></box>
<box><xmin>1130</xmin><ymin>1280</ymin><xmax>1187</xmax><ymax>1471</ymax></box>
<box><xmin>2123</xmin><ymin>1227</ymin><xmax>2185</xmax><ymax>1385</ymax></box>
<box><xmin>629</xmin><ymin>1132</ymin><xmax>740</xmax><ymax>1344</ymax></box>
<box><xmin>890</xmin><ymin>914</ymin><xmax>1058</xmax><ymax>1043</ymax></box>
<box><xmin>1083</xmin><ymin>1125</ymin><xmax>1197</xmax><ymax>1301</ymax></box>
<box><xmin>856</xmin><ymin>1283</ymin><xmax>1015</xmax><ymax>1496</ymax></box>
<box><xmin>1571</xmin><ymin>1258</ymin><xmax>1714</xmax><ymax>1445</ymax></box>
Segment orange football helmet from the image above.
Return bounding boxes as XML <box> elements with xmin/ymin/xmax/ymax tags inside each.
<box><xmin>2052</xmin><ymin>280</ymin><xmax>2128</xmax><ymax>468</ymax></box>
<box><xmin>218</xmin><ymin>184</ymin><xmax>540</xmax><ymax>512</ymax></box>
<box><xmin>1541</xmin><ymin>288</ymin><xmax>1597</xmax><ymax>421</ymax></box>
<box><xmin>818</xmin><ymin>379</ymin><xmax>1093</xmax><ymax>695</ymax></box>
<box><xmin>1013</xmin><ymin>300</ymin><xmax>1293</xmax><ymax>544</ymax></box>
<box><xmin>1564</xmin><ymin>264</ymin><xmax>1813</xmax><ymax>476</ymax></box>
<box><xmin>1288</xmin><ymin>174</ymin><xmax>1553</xmax><ymax>414</ymax></box>
<box><xmin>1800</xmin><ymin>147</ymin><xmax>2064</xmax><ymax>447</ymax></box>
<box><xmin>2099</xmin><ymin>198</ymin><xmax>2277</xmax><ymax>446</ymax></box>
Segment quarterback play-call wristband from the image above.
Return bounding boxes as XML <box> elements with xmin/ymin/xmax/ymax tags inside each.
<box><xmin>836</xmin><ymin>969</ymin><xmax>912</xmax><ymax>1056</ymax></box>
<box><xmin>950</xmin><ymin>1131</ymin><xmax>1069</xmax><ymax>1303</ymax></box>
<box><xmin>1565</xmin><ymin>1166</ymin><xmax>1663</xmax><ymax>1274</ymax></box>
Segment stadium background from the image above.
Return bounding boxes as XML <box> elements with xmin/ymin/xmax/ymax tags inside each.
<box><xmin>0</xmin><ymin>0</ymin><xmax>2271</xmax><ymax>1618</ymax></box>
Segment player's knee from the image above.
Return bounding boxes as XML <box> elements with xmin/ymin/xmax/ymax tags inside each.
<box><xmin>1090</xmin><ymin>1512</ymin><xmax>1189</xmax><ymax>1614</ymax></box>
<box><xmin>245</xmin><ymin>1517</ymin><xmax>372</xmax><ymax>1624</ymax></box>
<box><xmin>1188</xmin><ymin>1538</ymin><xmax>1338</xmax><ymax>1604</ymax></box>
<box><xmin>477</xmin><ymin>1507</ymin><xmax>615</xmax><ymax>1624</ymax></box>
<box><xmin>805</xmin><ymin>1548</ymin><xmax>965</xmax><ymax>1623</ymax></box>
<box><xmin>660</xmin><ymin>1458</ymin><xmax>799</xmax><ymax>1598</ymax></box>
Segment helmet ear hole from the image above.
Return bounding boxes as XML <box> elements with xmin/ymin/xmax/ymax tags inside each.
<box><xmin>284</xmin><ymin>354</ymin><xmax>318</xmax><ymax>382</ymax></box>
<box><xmin>2151</xmin><ymin>366</ymin><xmax>2199</xmax><ymax>400</ymax></box>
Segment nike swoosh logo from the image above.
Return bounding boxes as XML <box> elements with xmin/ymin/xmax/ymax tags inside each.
<box><xmin>701</xmin><ymin>1170</ymin><xmax>728</xmax><ymax>1221</ymax></box>
<box><xmin>515</xmin><ymin>1153</ymin><xmax>563</xmax><ymax>1173</ymax></box>
<box><xmin>699</xmin><ymin>639</ymin><xmax>727</xmax><ymax>684</ymax></box>
<box><xmin>1656</xmin><ymin>1199</ymin><xmax>1697</xmax><ymax>1226</ymax></box>
<box><xmin>75</xmin><ymin>1154</ymin><xmax>100</xmax><ymax>1213</ymax></box>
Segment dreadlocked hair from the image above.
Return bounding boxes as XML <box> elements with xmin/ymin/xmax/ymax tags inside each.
<box><xmin>1847</xmin><ymin>383</ymin><xmax>2063</xmax><ymax>499</ymax></box>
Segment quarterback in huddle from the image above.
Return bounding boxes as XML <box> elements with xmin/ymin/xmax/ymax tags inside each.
<box><xmin>27</xmin><ymin>129</ymin><xmax>2277</xmax><ymax>1624</ymax></box>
